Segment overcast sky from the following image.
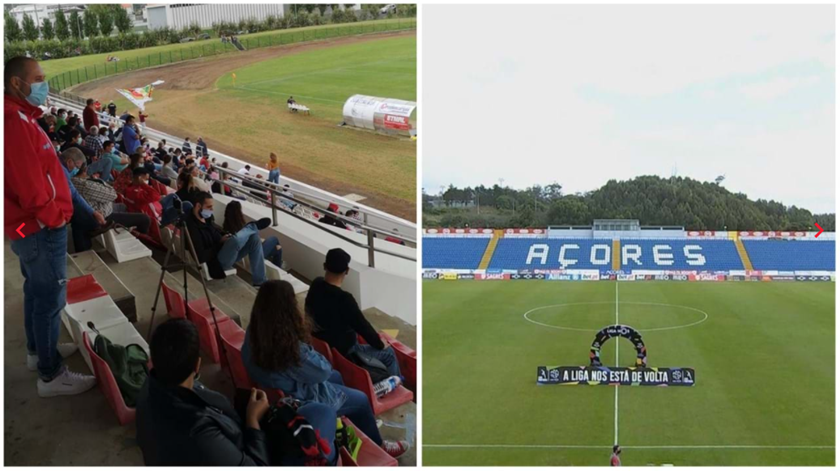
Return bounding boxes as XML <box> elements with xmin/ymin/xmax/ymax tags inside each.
<box><xmin>423</xmin><ymin>4</ymin><xmax>835</xmax><ymax>213</ymax></box>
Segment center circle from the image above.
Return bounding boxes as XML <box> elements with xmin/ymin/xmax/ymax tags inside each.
<box><xmin>523</xmin><ymin>302</ymin><xmax>709</xmax><ymax>332</ymax></box>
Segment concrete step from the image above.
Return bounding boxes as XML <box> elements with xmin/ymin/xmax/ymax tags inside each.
<box><xmin>67</xmin><ymin>250</ymin><xmax>138</xmax><ymax>323</ymax></box>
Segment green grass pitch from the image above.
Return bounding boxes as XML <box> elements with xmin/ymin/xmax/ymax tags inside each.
<box><xmin>422</xmin><ymin>280</ymin><xmax>835</xmax><ymax>466</ymax></box>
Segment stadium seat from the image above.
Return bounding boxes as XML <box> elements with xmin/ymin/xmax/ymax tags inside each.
<box><xmin>343</xmin><ymin>417</ymin><xmax>398</xmax><ymax>466</ymax></box>
<box><xmin>82</xmin><ymin>332</ymin><xmax>136</xmax><ymax>426</ymax></box>
<box><xmin>186</xmin><ymin>301</ymin><xmax>232</xmax><ymax>364</ymax></box>
<box><xmin>742</xmin><ymin>240</ymin><xmax>835</xmax><ymax>271</ymax></box>
<box><xmin>200</xmin><ymin>262</ymin><xmax>237</xmax><ymax>282</ymax></box>
<box><xmin>619</xmin><ymin>239</ymin><xmax>743</xmax><ymax>272</ymax></box>
<box><xmin>422</xmin><ymin>237</ymin><xmax>490</xmax><ymax>269</ymax></box>
<box><xmin>330</xmin><ymin>348</ymin><xmax>413</xmax><ymax>416</ymax></box>
<box><xmin>379</xmin><ymin>332</ymin><xmax>416</xmax><ymax>395</ymax></box>
<box><xmin>310</xmin><ymin>337</ymin><xmax>334</xmax><ymax>366</ymax></box>
<box><xmin>160</xmin><ymin>283</ymin><xmax>188</xmax><ymax>319</ymax></box>
<box><xmin>218</xmin><ymin>322</ymin><xmax>253</xmax><ymax>389</ymax></box>
<box><xmin>66</xmin><ymin>274</ymin><xmax>108</xmax><ymax>305</ymax></box>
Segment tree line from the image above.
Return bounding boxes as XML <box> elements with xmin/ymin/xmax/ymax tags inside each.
<box><xmin>5</xmin><ymin>6</ymin><xmax>132</xmax><ymax>42</ymax></box>
<box><xmin>423</xmin><ymin>176</ymin><xmax>835</xmax><ymax>232</ymax></box>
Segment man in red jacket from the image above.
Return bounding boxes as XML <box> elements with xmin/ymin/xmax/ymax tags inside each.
<box><xmin>124</xmin><ymin>168</ymin><xmax>163</xmax><ymax>219</ymax></box>
<box><xmin>5</xmin><ymin>56</ymin><xmax>96</xmax><ymax>397</ymax></box>
<box><xmin>83</xmin><ymin>97</ymin><xmax>99</xmax><ymax>131</ymax></box>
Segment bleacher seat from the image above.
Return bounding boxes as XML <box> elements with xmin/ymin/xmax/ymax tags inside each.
<box><xmin>82</xmin><ymin>332</ymin><xmax>136</xmax><ymax>425</ymax></box>
<box><xmin>186</xmin><ymin>300</ymin><xmax>232</xmax><ymax>363</ymax></box>
<box><xmin>340</xmin><ymin>417</ymin><xmax>398</xmax><ymax>466</ymax></box>
<box><xmin>218</xmin><ymin>322</ymin><xmax>254</xmax><ymax>389</ymax></box>
<box><xmin>331</xmin><ymin>348</ymin><xmax>413</xmax><ymax>416</ymax></box>
<box><xmin>487</xmin><ymin>238</ymin><xmax>615</xmax><ymax>272</ymax></box>
<box><xmin>422</xmin><ymin>237</ymin><xmax>490</xmax><ymax>269</ymax></box>
<box><xmin>379</xmin><ymin>332</ymin><xmax>416</xmax><ymax>395</ymax></box>
<box><xmin>310</xmin><ymin>337</ymin><xmax>334</xmax><ymax>366</ymax></box>
<box><xmin>238</xmin><ymin>255</ymin><xmax>309</xmax><ymax>294</ymax></box>
<box><xmin>742</xmin><ymin>240</ymin><xmax>835</xmax><ymax>271</ymax></box>
<box><xmin>97</xmin><ymin>228</ymin><xmax>152</xmax><ymax>263</ymax></box>
<box><xmin>619</xmin><ymin>239</ymin><xmax>742</xmax><ymax>272</ymax></box>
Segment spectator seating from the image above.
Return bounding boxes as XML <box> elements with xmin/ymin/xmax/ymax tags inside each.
<box><xmin>341</xmin><ymin>418</ymin><xmax>399</xmax><ymax>467</ymax></box>
<box><xmin>742</xmin><ymin>240</ymin><xmax>836</xmax><ymax>271</ymax></box>
<box><xmin>185</xmin><ymin>297</ymin><xmax>233</xmax><ymax>364</ymax></box>
<box><xmin>62</xmin><ymin>275</ymin><xmax>148</xmax><ymax>372</ymax></box>
<box><xmin>288</xmin><ymin>103</ymin><xmax>311</xmax><ymax>114</ymax></box>
<box><xmin>487</xmin><ymin>238</ymin><xmax>615</xmax><ymax>272</ymax></box>
<box><xmin>97</xmin><ymin>227</ymin><xmax>152</xmax><ymax>263</ymax></box>
<box><xmin>218</xmin><ymin>322</ymin><xmax>254</xmax><ymax>390</ymax></box>
<box><xmin>82</xmin><ymin>332</ymin><xmax>137</xmax><ymax>425</ymax></box>
<box><xmin>236</xmin><ymin>255</ymin><xmax>309</xmax><ymax>294</ymax></box>
<box><xmin>379</xmin><ymin>332</ymin><xmax>416</xmax><ymax>395</ymax></box>
<box><xmin>618</xmin><ymin>239</ymin><xmax>743</xmax><ymax>272</ymax></box>
<box><xmin>422</xmin><ymin>237</ymin><xmax>490</xmax><ymax>269</ymax></box>
<box><xmin>330</xmin><ymin>347</ymin><xmax>413</xmax><ymax>416</ymax></box>
<box><xmin>310</xmin><ymin>337</ymin><xmax>335</xmax><ymax>366</ymax></box>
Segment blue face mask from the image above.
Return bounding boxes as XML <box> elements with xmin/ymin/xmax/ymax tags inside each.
<box><xmin>200</xmin><ymin>209</ymin><xmax>213</xmax><ymax>219</ymax></box>
<box><xmin>69</xmin><ymin>167</ymin><xmax>79</xmax><ymax>177</ymax></box>
<box><xmin>25</xmin><ymin>80</ymin><xmax>49</xmax><ymax>107</ymax></box>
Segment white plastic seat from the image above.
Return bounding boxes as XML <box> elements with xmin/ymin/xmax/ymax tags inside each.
<box><xmin>78</xmin><ymin>321</ymin><xmax>149</xmax><ymax>373</ymax></box>
<box><xmin>201</xmin><ymin>262</ymin><xmax>237</xmax><ymax>281</ymax></box>
<box><xmin>62</xmin><ymin>296</ymin><xmax>129</xmax><ymax>345</ymax></box>
<box><xmin>103</xmin><ymin>228</ymin><xmax>151</xmax><ymax>263</ymax></box>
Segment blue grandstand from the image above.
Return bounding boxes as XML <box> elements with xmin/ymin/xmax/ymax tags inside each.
<box><xmin>488</xmin><ymin>238</ymin><xmax>614</xmax><ymax>271</ymax></box>
<box><xmin>742</xmin><ymin>240</ymin><xmax>835</xmax><ymax>271</ymax></box>
<box><xmin>618</xmin><ymin>239</ymin><xmax>742</xmax><ymax>272</ymax></box>
<box><xmin>423</xmin><ymin>237</ymin><xmax>489</xmax><ymax>269</ymax></box>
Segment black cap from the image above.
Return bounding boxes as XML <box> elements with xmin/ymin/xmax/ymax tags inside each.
<box><xmin>324</xmin><ymin>248</ymin><xmax>351</xmax><ymax>274</ymax></box>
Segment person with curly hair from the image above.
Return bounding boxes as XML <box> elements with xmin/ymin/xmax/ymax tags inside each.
<box><xmin>242</xmin><ymin>280</ymin><xmax>409</xmax><ymax>459</ymax></box>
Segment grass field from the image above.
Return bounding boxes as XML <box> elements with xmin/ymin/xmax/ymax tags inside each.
<box><xmin>423</xmin><ymin>280</ymin><xmax>835</xmax><ymax>466</ymax></box>
<box><xmin>41</xmin><ymin>19</ymin><xmax>415</xmax><ymax>77</ymax></box>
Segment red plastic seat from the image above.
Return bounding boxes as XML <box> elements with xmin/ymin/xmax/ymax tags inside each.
<box><xmin>343</xmin><ymin>417</ymin><xmax>398</xmax><ymax>466</ymax></box>
<box><xmin>66</xmin><ymin>275</ymin><xmax>108</xmax><ymax>305</ymax></box>
<box><xmin>186</xmin><ymin>301</ymin><xmax>231</xmax><ymax>363</ymax></box>
<box><xmin>379</xmin><ymin>332</ymin><xmax>416</xmax><ymax>395</ymax></box>
<box><xmin>218</xmin><ymin>322</ymin><xmax>253</xmax><ymax>388</ymax></box>
<box><xmin>82</xmin><ymin>332</ymin><xmax>136</xmax><ymax>425</ymax></box>
<box><xmin>356</xmin><ymin>333</ymin><xmax>416</xmax><ymax>396</ymax></box>
<box><xmin>331</xmin><ymin>348</ymin><xmax>413</xmax><ymax>416</ymax></box>
<box><xmin>310</xmin><ymin>337</ymin><xmax>334</xmax><ymax>366</ymax></box>
<box><xmin>161</xmin><ymin>283</ymin><xmax>187</xmax><ymax>319</ymax></box>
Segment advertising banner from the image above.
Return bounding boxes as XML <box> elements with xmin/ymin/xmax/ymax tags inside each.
<box><xmin>476</xmin><ymin>273</ymin><xmax>511</xmax><ymax>280</ymax></box>
<box><xmin>653</xmin><ymin>275</ymin><xmax>672</xmax><ymax>281</ymax></box>
<box><xmin>342</xmin><ymin>95</ymin><xmax>416</xmax><ymax>136</ymax></box>
<box><xmin>457</xmin><ymin>274</ymin><xmax>475</xmax><ymax>280</ymax></box>
<box><xmin>422</xmin><ymin>271</ymin><xmax>439</xmax><ymax>280</ymax></box>
<box><xmin>617</xmin><ymin>274</ymin><xmax>635</xmax><ymax>281</ymax></box>
<box><xmin>441</xmin><ymin>273</ymin><xmax>457</xmax><ymax>281</ymax></box>
<box><xmin>772</xmin><ymin>275</ymin><xmax>795</xmax><ymax>282</ymax></box>
<box><xmin>536</xmin><ymin>366</ymin><xmax>696</xmax><ymax>386</ymax></box>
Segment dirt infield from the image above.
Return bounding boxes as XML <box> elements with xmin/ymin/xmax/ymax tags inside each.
<box><xmin>70</xmin><ymin>31</ymin><xmax>416</xmax><ymax>221</ymax></box>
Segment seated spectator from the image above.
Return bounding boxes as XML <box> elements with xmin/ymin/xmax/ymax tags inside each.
<box><xmin>65</xmin><ymin>148</ymin><xmax>151</xmax><ymax>237</ymax></box>
<box><xmin>56</xmin><ymin>108</ymin><xmax>68</xmax><ymax>127</ymax></box>
<box><xmin>98</xmin><ymin>126</ymin><xmax>109</xmax><ymax>145</ymax></box>
<box><xmin>62</xmin><ymin>129</ymin><xmax>96</xmax><ymax>160</ymax></box>
<box><xmin>182</xmin><ymin>137</ymin><xmax>193</xmax><ymax>155</ymax></box>
<box><xmin>161</xmin><ymin>154</ymin><xmax>179</xmax><ymax>180</ymax></box>
<box><xmin>199</xmin><ymin>154</ymin><xmax>210</xmax><ymax>172</ymax></box>
<box><xmin>223</xmin><ymin>201</ymin><xmax>283</xmax><ymax>268</ymax></box>
<box><xmin>84</xmin><ymin>126</ymin><xmax>103</xmax><ymax>156</ymax></box>
<box><xmin>137</xmin><ymin>318</ymin><xmax>337</xmax><ymax>466</ymax></box>
<box><xmin>384</xmin><ymin>229</ymin><xmax>407</xmax><ymax>246</ymax></box>
<box><xmin>101</xmin><ymin>140</ymin><xmax>130</xmax><ymax>176</ymax></box>
<box><xmin>185</xmin><ymin>192</ymin><xmax>269</xmax><ymax>285</ymax></box>
<box><xmin>278</xmin><ymin>185</ymin><xmax>297</xmax><ymax>211</ymax></box>
<box><xmin>113</xmin><ymin>152</ymin><xmax>145</xmax><ymax>195</ymax></box>
<box><xmin>189</xmin><ymin>164</ymin><xmax>211</xmax><ymax>192</ymax></box>
<box><xmin>58</xmin><ymin>149</ymin><xmax>113</xmax><ymax>251</ymax></box>
<box><xmin>57</xmin><ymin>116</ymin><xmax>80</xmax><ymax>143</ymax></box>
<box><xmin>123</xmin><ymin>168</ymin><xmax>181</xmax><ymax>227</ymax></box>
<box><xmin>175</xmin><ymin>172</ymin><xmax>198</xmax><ymax>212</ymax></box>
<box><xmin>107</xmin><ymin>100</ymin><xmax>117</xmax><ymax>117</ymax></box>
<box><xmin>242</xmin><ymin>281</ymin><xmax>409</xmax><ymax>459</ymax></box>
<box><xmin>196</xmin><ymin>137</ymin><xmax>208</xmax><ymax>157</ymax></box>
<box><xmin>318</xmin><ymin>204</ymin><xmax>348</xmax><ymax>230</ymax></box>
<box><xmin>306</xmin><ymin>248</ymin><xmax>401</xmax><ymax>377</ymax></box>
<box><xmin>38</xmin><ymin>113</ymin><xmax>56</xmax><ymax>135</ymax></box>
<box><xmin>238</xmin><ymin>164</ymin><xmax>252</xmax><ymax>176</ymax></box>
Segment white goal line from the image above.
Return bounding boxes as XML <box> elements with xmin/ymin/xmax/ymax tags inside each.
<box><xmin>424</xmin><ymin>444</ymin><xmax>834</xmax><ymax>450</ymax></box>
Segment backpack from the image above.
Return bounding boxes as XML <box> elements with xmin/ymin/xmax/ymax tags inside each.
<box><xmin>92</xmin><ymin>331</ymin><xmax>149</xmax><ymax>407</ymax></box>
<box><xmin>261</xmin><ymin>397</ymin><xmax>332</xmax><ymax>466</ymax></box>
<box><xmin>348</xmin><ymin>350</ymin><xmax>391</xmax><ymax>383</ymax></box>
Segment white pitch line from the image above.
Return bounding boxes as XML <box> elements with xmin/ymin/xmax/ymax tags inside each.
<box><xmin>424</xmin><ymin>444</ymin><xmax>834</xmax><ymax>450</ymax></box>
<box><xmin>614</xmin><ymin>281</ymin><xmax>619</xmax><ymax>447</ymax></box>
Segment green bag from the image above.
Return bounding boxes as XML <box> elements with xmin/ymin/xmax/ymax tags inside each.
<box><xmin>335</xmin><ymin>417</ymin><xmax>363</xmax><ymax>461</ymax></box>
<box><xmin>93</xmin><ymin>333</ymin><xmax>149</xmax><ymax>407</ymax></box>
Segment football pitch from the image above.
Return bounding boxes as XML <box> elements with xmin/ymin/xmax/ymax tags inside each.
<box><xmin>423</xmin><ymin>280</ymin><xmax>835</xmax><ymax>466</ymax></box>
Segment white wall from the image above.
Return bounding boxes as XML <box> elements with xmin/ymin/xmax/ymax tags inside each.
<box><xmin>161</xmin><ymin>4</ymin><xmax>286</xmax><ymax>31</ymax></box>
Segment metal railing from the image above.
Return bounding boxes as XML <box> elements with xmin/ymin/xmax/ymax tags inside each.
<box><xmin>207</xmin><ymin>167</ymin><xmax>415</xmax><ymax>268</ymax></box>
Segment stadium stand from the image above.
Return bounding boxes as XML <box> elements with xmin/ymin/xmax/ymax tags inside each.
<box><xmin>4</xmin><ymin>91</ymin><xmax>418</xmax><ymax>466</ymax></box>
<box><xmin>742</xmin><ymin>240</ymin><xmax>836</xmax><ymax>271</ymax></box>
<box><xmin>618</xmin><ymin>239</ymin><xmax>743</xmax><ymax>272</ymax></box>
<box><xmin>423</xmin><ymin>237</ymin><xmax>490</xmax><ymax>269</ymax></box>
<box><xmin>487</xmin><ymin>238</ymin><xmax>616</xmax><ymax>272</ymax></box>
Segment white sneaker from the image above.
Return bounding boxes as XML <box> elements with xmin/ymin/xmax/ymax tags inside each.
<box><xmin>382</xmin><ymin>440</ymin><xmax>410</xmax><ymax>459</ymax></box>
<box><xmin>37</xmin><ymin>367</ymin><xmax>96</xmax><ymax>398</ymax></box>
<box><xmin>27</xmin><ymin>343</ymin><xmax>79</xmax><ymax>372</ymax></box>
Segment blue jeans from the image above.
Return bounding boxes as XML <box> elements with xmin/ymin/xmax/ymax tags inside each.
<box><xmin>328</xmin><ymin>370</ymin><xmax>383</xmax><ymax>445</ymax></box>
<box><xmin>284</xmin><ymin>402</ymin><xmax>338</xmax><ymax>465</ymax></box>
<box><xmin>262</xmin><ymin>236</ymin><xmax>283</xmax><ymax>267</ymax></box>
<box><xmin>216</xmin><ymin>223</ymin><xmax>266</xmax><ymax>285</ymax></box>
<box><xmin>87</xmin><ymin>158</ymin><xmax>113</xmax><ymax>181</ymax></box>
<box><xmin>349</xmin><ymin>343</ymin><xmax>401</xmax><ymax>377</ymax></box>
<box><xmin>11</xmin><ymin>226</ymin><xmax>69</xmax><ymax>381</ymax></box>
<box><xmin>268</xmin><ymin>169</ymin><xmax>280</xmax><ymax>184</ymax></box>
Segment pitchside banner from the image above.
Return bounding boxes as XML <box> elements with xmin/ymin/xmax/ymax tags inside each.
<box><xmin>537</xmin><ymin>366</ymin><xmax>695</xmax><ymax>386</ymax></box>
